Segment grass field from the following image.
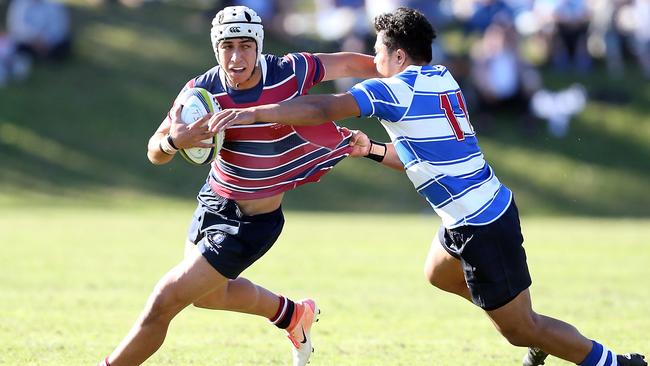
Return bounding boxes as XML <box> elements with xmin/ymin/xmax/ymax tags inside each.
<box><xmin>1</xmin><ymin>207</ymin><xmax>648</xmax><ymax>365</ymax></box>
<box><xmin>0</xmin><ymin>1</ymin><xmax>648</xmax><ymax>365</ymax></box>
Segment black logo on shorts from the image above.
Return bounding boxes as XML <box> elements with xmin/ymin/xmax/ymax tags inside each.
<box><xmin>229</xmin><ymin>26</ymin><xmax>241</xmax><ymax>33</ymax></box>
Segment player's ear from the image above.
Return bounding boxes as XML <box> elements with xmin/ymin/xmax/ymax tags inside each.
<box><xmin>396</xmin><ymin>49</ymin><xmax>406</xmax><ymax>67</ymax></box>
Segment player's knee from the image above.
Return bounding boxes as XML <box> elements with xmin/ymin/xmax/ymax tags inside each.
<box><xmin>423</xmin><ymin>262</ymin><xmax>440</xmax><ymax>287</ymax></box>
<box><xmin>425</xmin><ymin>272</ymin><xmax>445</xmax><ymax>290</ymax></box>
<box><xmin>499</xmin><ymin>325</ymin><xmax>535</xmax><ymax>347</ymax></box>
<box><xmin>496</xmin><ymin>312</ymin><xmax>541</xmax><ymax>347</ymax></box>
<box><xmin>424</xmin><ymin>265</ymin><xmax>463</xmax><ymax>294</ymax></box>
<box><xmin>143</xmin><ymin>279</ymin><xmax>188</xmax><ymax>324</ymax></box>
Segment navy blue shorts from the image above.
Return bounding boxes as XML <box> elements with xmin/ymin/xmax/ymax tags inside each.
<box><xmin>438</xmin><ymin>200</ymin><xmax>532</xmax><ymax>310</ymax></box>
<box><xmin>187</xmin><ymin>184</ymin><xmax>284</xmax><ymax>279</ymax></box>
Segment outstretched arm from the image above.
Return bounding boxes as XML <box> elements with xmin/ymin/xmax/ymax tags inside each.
<box><xmin>207</xmin><ymin>89</ymin><xmax>405</xmax><ymax>170</ymax></box>
<box><xmin>209</xmin><ymin>93</ymin><xmax>361</xmax><ymax>131</ymax></box>
<box><xmin>207</xmin><ymin>92</ymin><xmax>405</xmax><ymax>172</ymax></box>
<box><xmin>316</xmin><ymin>52</ymin><xmax>380</xmax><ymax>81</ymax></box>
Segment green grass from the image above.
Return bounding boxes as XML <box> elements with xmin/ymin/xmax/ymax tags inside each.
<box><xmin>1</xmin><ymin>208</ymin><xmax>648</xmax><ymax>365</ymax></box>
<box><xmin>0</xmin><ymin>2</ymin><xmax>647</xmax><ymax>365</ymax></box>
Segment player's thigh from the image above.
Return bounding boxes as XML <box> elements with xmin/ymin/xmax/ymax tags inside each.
<box><xmin>184</xmin><ymin>241</ymin><xmax>232</xmax><ymax>308</ymax></box>
<box><xmin>424</xmin><ymin>228</ymin><xmax>465</xmax><ymax>287</ymax></box>
<box><xmin>183</xmin><ymin>240</ymin><xmax>196</xmax><ymax>259</ymax></box>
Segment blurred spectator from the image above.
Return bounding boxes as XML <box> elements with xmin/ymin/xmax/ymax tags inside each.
<box><xmin>632</xmin><ymin>0</ymin><xmax>650</xmax><ymax>79</ymax></box>
<box><xmin>531</xmin><ymin>83</ymin><xmax>586</xmax><ymax>137</ymax></box>
<box><xmin>504</xmin><ymin>0</ymin><xmax>534</xmax><ymax>15</ymax></box>
<box><xmin>406</xmin><ymin>0</ymin><xmax>453</xmax><ymax>26</ymax></box>
<box><xmin>315</xmin><ymin>0</ymin><xmax>368</xmax><ymax>45</ymax></box>
<box><xmin>465</xmin><ymin>0</ymin><xmax>515</xmax><ymax>34</ymax></box>
<box><xmin>364</xmin><ymin>0</ymin><xmax>397</xmax><ymax>20</ymax></box>
<box><xmin>0</xmin><ymin>30</ymin><xmax>32</xmax><ymax>87</ymax></box>
<box><xmin>550</xmin><ymin>0</ymin><xmax>592</xmax><ymax>72</ymax></box>
<box><xmin>469</xmin><ymin>18</ymin><xmax>541</xmax><ymax>123</ymax></box>
<box><xmin>7</xmin><ymin>0</ymin><xmax>72</xmax><ymax>62</ymax></box>
<box><xmin>587</xmin><ymin>0</ymin><xmax>625</xmax><ymax>78</ymax></box>
<box><xmin>315</xmin><ymin>0</ymin><xmax>370</xmax><ymax>91</ymax></box>
<box><xmin>0</xmin><ymin>32</ymin><xmax>14</xmax><ymax>87</ymax></box>
<box><xmin>86</xmin><ymin>0</ymin><xmax>159</xmax><ymax>7</ymax></box>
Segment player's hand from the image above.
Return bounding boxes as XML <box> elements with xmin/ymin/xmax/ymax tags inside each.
<box><xmin>346</xmin><ymin>129</ymin><xmax>371</xmax><ymax>157</ymax></box>
<box><xmin>209</xmin><ymin>108</ymin><xmax>256</xmax><ymax>133</ymax></box>
<box><xmin>168</xmin><ymin>104</ymin><xmax>215</xmax><ymax>149</ymax></box>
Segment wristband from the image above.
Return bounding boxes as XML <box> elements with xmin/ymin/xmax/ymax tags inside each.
<box><xmin>365</xmin><ymin>140</ymin><xmax>386</xmax><ymax>163</ymax></box>
<box><xmin>166</xmin><ymin>134</ymin><xmax>179</xmax><ymax>150</ymax></box>
<box><xmin>159</xmin><ymin>134</ymin><xmax>178</xmax><ymax>155</ymax></box>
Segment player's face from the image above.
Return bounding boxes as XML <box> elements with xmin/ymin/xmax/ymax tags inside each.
<box><xmin>373</xmin><ymin>32</ymin><xmax>399</xmax><ymax>77</ymax></box>
<box><xmin>218</xmin><ymin>38</ymin><xmax>258</xmax><ymax>86</ymax></box>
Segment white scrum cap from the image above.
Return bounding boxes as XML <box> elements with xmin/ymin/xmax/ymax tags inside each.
<box><xmin>211</xmin><ymin>6</ymin><xmax>264</xmax><ymax>64</ymax></box>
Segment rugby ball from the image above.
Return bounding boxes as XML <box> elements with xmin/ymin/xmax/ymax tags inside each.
<box><xmin>177</xmin><ymin>87</ymin><xmax>224</xmax><ymax>165</ymax></box>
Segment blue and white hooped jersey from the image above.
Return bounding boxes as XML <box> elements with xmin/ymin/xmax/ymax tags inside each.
<box><xmin>349</xmin><ymin>65</ymin><xmax>512</xmax><ymax>229</ymax></box>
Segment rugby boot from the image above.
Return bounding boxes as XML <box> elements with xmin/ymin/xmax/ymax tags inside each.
<box><xmin>617</xmin><ymin>353</ymin><xmax>647</xmax><ymax>366</ymax></box>
<box><xmin>523</xmin><ymin>347</ymin><xmax>549</xmax><ymax>366</ymax></box>
<box><xmin>286</xmin><ymin>298</ymin><xmax>320</xmax><ymax>366</ymax></box>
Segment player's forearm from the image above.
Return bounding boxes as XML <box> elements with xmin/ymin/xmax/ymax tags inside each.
<box><xmin>147</xmin><ymin>133</ymin><xmax>175</xmax><ymax>165</ymax></box>
<box><xmin>252</xmin><ymin>95</ymin><xmax>342</xmax><ymax>126</ymax></box>
<box><xmin>381</xmin><ymin>143</ymin><xmax>404</xmax><ymax>171</ymax></box>
<box><xmin>316</xmin><ymin>52</ymin><xmax>380</xmax><ymax>80</ymax></box>
<box><xmin>339</xmin><ymin>53</ymin><xmax>381</xmax><ymax>79</ymax></box>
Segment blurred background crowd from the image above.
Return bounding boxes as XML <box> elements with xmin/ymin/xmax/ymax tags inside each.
<box><xmin>0</xmin><ymin>0</ymin><xmax>649</xmax><ymax>137</ymax></box>
<box><xmin>0</xmin><ymin>0</ymin><xmax>647</xmax><ymax>216</ymax></box>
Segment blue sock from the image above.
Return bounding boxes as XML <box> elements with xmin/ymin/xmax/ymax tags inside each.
<box><xmin>580</xmin><ymin>340</ymin><xmax>617</xmax><ymax>366</ymax></box>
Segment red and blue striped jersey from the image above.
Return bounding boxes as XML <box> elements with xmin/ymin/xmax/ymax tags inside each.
<box><xmin>174</xmin><ymin>53</ymin><xmax>352</xmax><ymax>199</ymax></box>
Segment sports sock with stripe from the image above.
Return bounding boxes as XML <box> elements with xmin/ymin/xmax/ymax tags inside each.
<box><xmin>580</xmin><ymin>340</ymin><xmax>618</xmax><ymax>366</ymax></box>
<box><xmin>270</xmin><ymin>295</ymin><xmax>295</xmax><ymax>329</ymax></box>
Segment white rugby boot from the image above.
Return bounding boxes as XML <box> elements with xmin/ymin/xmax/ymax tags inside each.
<box><xmin>285</xmin><ymin>298</ymin><xmax>319</xmax><ymax>366</ymax></box>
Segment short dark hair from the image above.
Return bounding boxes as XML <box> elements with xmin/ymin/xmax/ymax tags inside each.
<box><xmin>373</xmin><ymin>7</ymin><xmax>436</xmax><ymax>64</ymax></box>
